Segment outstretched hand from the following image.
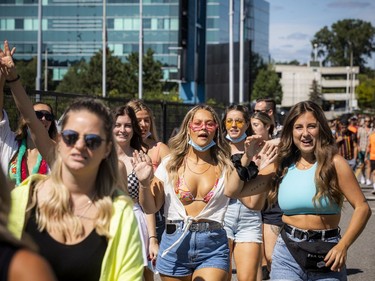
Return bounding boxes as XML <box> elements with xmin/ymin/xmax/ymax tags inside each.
<box><xmin>254</xmin><ymin>141</ymin><xmax>278</xmax><ymax>170</ymax></box>
<box><xmin>131</xmin><ymin>150</ymin><xmax>154</xmax><ymax>187</ymax></box>
<box><xmin>244</xmin><ymin>135</ymin><xmax>264</xmax><ymax>160</ymax></box>
<box><xmin>0</xmin><ymin>40</ymin><xmax>17</xmax><ymax>78</ymax></box>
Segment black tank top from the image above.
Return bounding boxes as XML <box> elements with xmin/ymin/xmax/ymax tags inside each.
<box><xmin>0</xmin><ymin>242</ymin><xmax>19</xmax><ymax>281</ymax></box>
<box><xmin>25</xmin><ymin>208</ymin><xmax>107</xmax><ymax>281</ymax></box>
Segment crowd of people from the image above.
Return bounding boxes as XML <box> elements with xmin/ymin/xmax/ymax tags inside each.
<box><xmin>0</xmin><ymin>39</ymin><xmax>372</xmax><ymax>281</ymax></box>
<box><xmin>329</xmin><ymin>113</ymin><xmax>375</xmax><ymax>194</ymax></box>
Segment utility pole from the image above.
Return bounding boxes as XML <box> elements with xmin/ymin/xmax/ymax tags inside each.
<box><xmin>36</xmin><ymin>0</ymin><xmax>42</xmax><ymax>101</ymax></box>
<box><xmin>138</xmin><ymin>0</ymin><xmax>143</xmax><ymax>99</ymax></box>
<box><xmin>239</xmin><ymin>0</ymin><xmax>244</xmax><ymax>103</ymax></box>
<box><xmin>102</xmin><ymin>0</ymin><xmax>107</xmax><ymax>98</ymax></box>
<box><xmin>229</xmin><ymin>0</ymin><xmax>234</xmax><ymax>104</ymax></box>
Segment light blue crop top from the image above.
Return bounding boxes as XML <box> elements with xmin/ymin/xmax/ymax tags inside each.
<box><xmin>278</xmin><ymin>163</ymin><xmax>340</xmax><ymax>216</ymax></box>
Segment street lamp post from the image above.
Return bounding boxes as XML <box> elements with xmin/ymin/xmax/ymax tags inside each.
<box><xmin>102</xmin><ymin>0</ymin><xmax>106</xmax><ymax>98</ymax></box>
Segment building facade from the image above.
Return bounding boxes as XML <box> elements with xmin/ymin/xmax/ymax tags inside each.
<box><xmin>275</xmin><ymin>63</ymin><xmax>359</xmax><ymax>118</ymax></box>
<box><xmin>0</xmin><ymin>0</ymin><xmax>269</xmax><ymax>103</ymax></box>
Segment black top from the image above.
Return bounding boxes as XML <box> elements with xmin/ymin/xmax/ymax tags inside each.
<box><xmin>0</xmin><ymin>242</ymin><xmax>20</xmax><ymax>281</ymax></box>
<box><xmin>25</xmin><ymin>208</ymin><xmax>107</xmax><ymax>281</ymax></box>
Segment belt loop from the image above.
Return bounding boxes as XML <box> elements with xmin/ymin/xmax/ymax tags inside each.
<box><xmin>321</xmin><ymin>230</ymin><xmax>326</xmax><ymax>240</ymax></box>
<box><xmin>291</xmin><ymin>227</ymin><xmax>295</xmax><ymax>238</ymax></box>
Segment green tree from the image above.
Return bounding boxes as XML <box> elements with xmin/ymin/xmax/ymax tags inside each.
<box><xmin>312</xmin><ymin>19</ymin><xmax>375</xmax><ymax>71</ymax></box>
<box><xmin>252</xmin><ymin>67</ymin><xmax>282</xmax><ymax>104</ymax></box>
<box><xmin>249</xmin><ymin>51</ymin><xmax>267</xmax><ymax>100</ymax></box>
<box><xmin>14</xmin><ymin>58</ymin><xmax>37</xmax><ymax>91</ymax></box>
<box><xmin>356</xmin><ymin>74</ymin><xmax>375</xmax><ymax>111</ymax></box>
<box><xmin>309</xmin><ymin>79</ymin><xmax>323</xmax><ymax>106</ymax></box>
<box><xmin>56</xmin><ymin>60</ymin><xmax>90</xmax><ymax>94</ymax></box>
<box><xmin>123</xmin><ymin>49</ymin><xmax>165</xmax><ymax>98</ymax></box>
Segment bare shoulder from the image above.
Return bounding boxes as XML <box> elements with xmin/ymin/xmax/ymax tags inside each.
<box><xmin>332</xmin><ymin>154</ymin><xmax>349</xmax><ymax>167</ymax></box>
<box><xmin>158</xmin><ymin>142</ymin><xmax>170</xmax><ymax>158</ymax></box>
<box><xmin>9</xmin><ymin>249</ymin><xmax>57</xmax><ymax>281</ymax></box>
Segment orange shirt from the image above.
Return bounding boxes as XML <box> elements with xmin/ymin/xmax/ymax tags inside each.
<box><xmin>369</xmin><ymin>133</ymin><xmax>375</xmax><ymax>160</ymax></box>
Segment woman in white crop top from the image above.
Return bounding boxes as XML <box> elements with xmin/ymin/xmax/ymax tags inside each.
<box><xmin>138</xmin><ymin>105</ymin><xmax>233</xmax><ymax>281</ymax></box>
<box><xmin>225</xmin><ymin>101</ymin><xmax>371</xmax><ymax>280</ymax></box>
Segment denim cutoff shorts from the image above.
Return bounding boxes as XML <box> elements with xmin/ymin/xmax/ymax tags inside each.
<box><xmin>155</xmin><ymin>221</ymin><xmax>230</xmax><ymax>277</ymax></box>
<box><xmin>224</xmin><ymin>198</ymin><xmax>263</xmax><ymax>243</ymax></box>
<box><xmin>271</xmin><ymin>231</ymin><xmax>347</xmax><ymax>281</ymax></box>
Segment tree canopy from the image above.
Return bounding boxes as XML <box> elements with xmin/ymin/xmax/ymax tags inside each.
<box><xmin>251</xmin><ymin>66</ymin><xmax>282</xmax><ymax>104</ymax></box>
<box><xmin>312</xmin><ymin>19</ymin><xmax>375</xmax><ymax>71</ymax></box>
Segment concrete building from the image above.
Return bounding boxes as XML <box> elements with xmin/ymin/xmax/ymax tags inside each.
<box><xmin>274</xmin><ymin>63</ymin><xmax>359</xmax><ymax>118</ymax></box>
<box><xmin>0</xmin><ymin>0</ymin><xmax>269</xmax><ymax>104</ymax></box>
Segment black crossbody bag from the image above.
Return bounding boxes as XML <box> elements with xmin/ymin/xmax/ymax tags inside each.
<box><xmin>280</xmin><ymin>227</ymin><xmax>337</xmax><ymax>272</ymax></box>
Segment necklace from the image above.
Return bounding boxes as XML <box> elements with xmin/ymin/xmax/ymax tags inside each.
<box><xmin>185</xmin><ymin>158</ymin><xmax>212</xmax><ymax>175</ymax></box>
<box><xmin>297</xmin><ymin>160</ymin><xmax>314</xmax><ymax>169</ymax></box>
<box><xmin>15</xmin><ymin>138</ymin><xmax>44</xmax><ymax>186</ymax></box>
<box><xmin>74</xmin><ymin>202</ymin><xmax>93</xmax><ymax>220</ymax></box>
<box><xmin>186</xmin><ymin>157</ymin><xmax>211</xmax><ymax>166</ymax></box>
<box><xmin>73</xmin><ymin>193</ymin><xmax>96</xmax><ymax>219</ymax></box>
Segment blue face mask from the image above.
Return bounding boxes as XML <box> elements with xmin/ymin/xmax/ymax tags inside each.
<box><xmin>226</xmin><ymin>133</ymin><xmax>247</xmax><ymax>144</ymax></box>
<box><xmin>188</xmin><ymin>139</ymin><xmax>216</xmax><ymax>152</ymax></box>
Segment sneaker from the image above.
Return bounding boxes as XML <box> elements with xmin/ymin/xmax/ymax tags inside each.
<box><xmin>372</xmin><ymin>190</ymin><xmax>375</xmax><ymax>195</ymax></box>
<box><xmin>360</xmin><ymin>178</ymin><xmax>365</xmax><ymax>185</ymax></box>
<box><xmin>366</xmin><ymin>179</ymin><xmax>372</xmax><ymax>186</ymax></box>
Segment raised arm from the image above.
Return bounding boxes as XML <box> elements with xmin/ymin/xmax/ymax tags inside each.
<box><xmin>225</xmin><ymin>135</ymin><xmax>275</xmax><ymax>198</ymax></box>
<box><xmin>0</xmin><ymin>40</ymin><xmax>56</xmax><ymax>165</ymax></box>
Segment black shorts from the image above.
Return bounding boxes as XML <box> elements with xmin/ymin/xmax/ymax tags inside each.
<box><xmin>261</xmin><ymin>201</ymin><xmax>283</xmax><ymax>226</ymax></box>
<box><xmin>371</xmin><ymin>160</ymin><xmax>375</xmax><ymax>172</ymax></box>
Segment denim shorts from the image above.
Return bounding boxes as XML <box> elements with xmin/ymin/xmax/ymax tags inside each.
<box><xmin>271</xmin><ymin>231</ymin><xmax>347</xmax><ymax>281</ymax></box>
<box><xmin>155</xmin><ymin>222</ymin><xmax>230</xmax><ymax>277</ymax></box>
<box><xmin>224</xmin><ymin>199</ymin><xmax>263</xmax><ymax>243</ymax></box>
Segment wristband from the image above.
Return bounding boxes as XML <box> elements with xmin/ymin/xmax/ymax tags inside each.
<box><xmin>149</xmin><ymin>236</ymin><xmax>158</xmax><ymax>240</ymax></box>
<box><xmin>6</xmin><ymin>75</ymin><xmax>20</xmax><ymax>83</ymax></box>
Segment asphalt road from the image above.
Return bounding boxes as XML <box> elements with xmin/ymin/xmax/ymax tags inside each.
<box><xmin>154</xmin><ymin>184</ymin><xmax>375</xmax><ymax>281</ymax></box>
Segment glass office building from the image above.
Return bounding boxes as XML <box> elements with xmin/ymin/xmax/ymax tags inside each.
<box><xmin>0</xmin><ymin>0</ymin><xmax>269</xmax><ymax>103</ymax></box>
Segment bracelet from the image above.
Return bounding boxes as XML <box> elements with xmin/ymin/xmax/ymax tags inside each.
<box><xmin>6</xmin><ymin>75</ymin><xmax>20</xmax><ymax>83</ymax></box>
<box><xmin>149</xmin><ymin>236</ymin><xmax>158</xmax><ymax>240</ymax></box>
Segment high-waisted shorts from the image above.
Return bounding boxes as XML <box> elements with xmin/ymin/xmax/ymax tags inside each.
<box><xmin>224</xmin><ymin>198</ymin><xmax>263</xmax><ymax>243</ymax></box>
<box><xmin>156</xmin><ymin>221</ymin><xmax>230</xmax><ymax>277</ymax></box>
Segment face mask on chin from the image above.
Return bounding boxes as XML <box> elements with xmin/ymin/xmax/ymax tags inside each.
<box><xmin>188</xmin><ymin>139</ymin><xmax>216</xmax><ymax>152</ymax></box>
<box><xmin>226</xmin><ymin>133</ymin><xmax>247</xmax><ymax>144</ymax></box>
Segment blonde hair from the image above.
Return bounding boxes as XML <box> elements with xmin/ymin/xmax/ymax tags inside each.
<box><xmin>32</xmin><ymin>98</ymin><xmax>119</xmax><ymax>241</ymax></box>
<box><xmin>167</xmin><ymin>104</ymin><xmax>233</xmax><ymax>185</ymax></box>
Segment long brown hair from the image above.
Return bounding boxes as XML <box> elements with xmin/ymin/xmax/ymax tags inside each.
<box><xmin>270</xmin><ymin>101</ymin><xmax>343</xmax><ymax>208</ymax></box>
<box><xmin>15</xmin><ymin>102</ymin><xmax>58</xmax><ymax>141</ymax></box>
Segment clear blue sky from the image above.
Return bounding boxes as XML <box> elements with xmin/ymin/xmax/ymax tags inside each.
<box><xmin>266</xmin><ymin>0</ymin><xmax>375</xmax><ymax>68</ymax></box>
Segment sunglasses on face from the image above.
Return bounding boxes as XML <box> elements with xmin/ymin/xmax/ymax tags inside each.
<box><xmin>35</xmin><ymin>110</ymin><xmax>54</xmax><ymax>121</ymax></box>
<box><xmin>61</xmin><ymin>130</ymin><xmax>105</xmax><ymax>150</ymax></box>
<box><xmin>225</xmin><ymin>118</ymin><xmax>245</xmax><ymax>129</ymax></box>
<box><xmin>189</xmin><ymin>120</ymin><xmax>218</xmax><ymax>132</ymax></box>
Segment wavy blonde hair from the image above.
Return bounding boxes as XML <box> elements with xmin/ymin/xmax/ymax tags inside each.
<box><xmin>31</xmin><ymin>98</ymin><xmax>119</xmax><ymax>241</ymax></box>
<box><xmin>167</xmin><ymin>105</ymin><xmax>233</xmax><ymax>185</ymax></box>
<box><xmin>270</xmin><ymin>101</ymin><xmax>343</xmax><ymax>208</ymax></box>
